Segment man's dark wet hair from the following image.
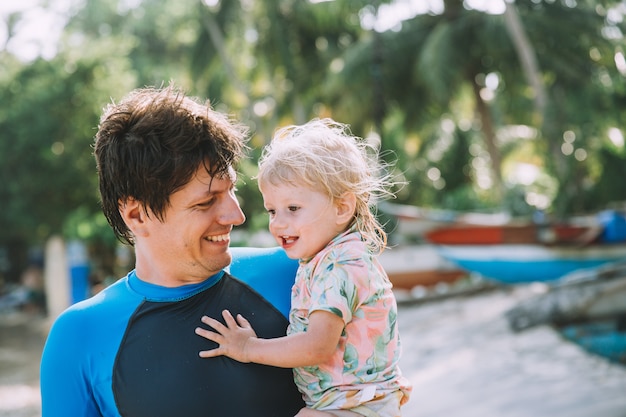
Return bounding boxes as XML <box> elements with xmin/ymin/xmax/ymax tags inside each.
<box><xmin>93</xmin><ymin>85</ymin><xmax>248</xmax><ymax>245</ymax></box>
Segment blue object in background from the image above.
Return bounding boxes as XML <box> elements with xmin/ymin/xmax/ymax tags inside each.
<box><xmin>598</xmin><ymin>210</ymin><xmax>626</xmax><ymax>243</ymax></box>
<box><xmin>67</xmin><ymin>240</ymin><xmax>90</xmax><ymax>304</ymax></box>
<box><xmin>561</xmin><ymin>319</ymin><xmax>626</xmax><ymax>364</ymax></box>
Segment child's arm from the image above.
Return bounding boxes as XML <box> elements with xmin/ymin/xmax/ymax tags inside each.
<box><xmin>195</xmin><ymin>309</ymin><xmax>344</xmax><ymax>368</ymax></box>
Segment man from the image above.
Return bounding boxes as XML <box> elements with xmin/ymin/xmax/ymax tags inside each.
<box><xmin>40</xmin><ymin>85</ymin><xmax>304</xmax><ymax>416</ymax></box>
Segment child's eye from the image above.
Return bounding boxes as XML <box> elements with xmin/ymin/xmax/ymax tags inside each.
<box><xmin>266</xmin><ymin>209</ymin><xmax>276</xmax><ymax>216</ymax></box>
<box><xmin>288</xmin><ymin>206</ymin><xmax>299</xmax><ymax>212</ymax></box>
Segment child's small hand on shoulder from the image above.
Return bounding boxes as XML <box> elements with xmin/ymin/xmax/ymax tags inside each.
<box><xmin>195</xmin><ymin>309</ymin><xmax>257</xmax><ymax>363</ymax></box>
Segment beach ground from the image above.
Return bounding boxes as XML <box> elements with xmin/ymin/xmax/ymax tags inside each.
<box><xmin>1</xmin><ymin>284</ymin><xmax>625</xmax><ymax>417</ymax></box>
<box><xmin>0</xmin><ymin>311</ymin><xmax>46</xmax><ymax>417</ymax></box>
<box><xmin>396</xmin><ymin>284</ymin><xmax>626</xmax><ymax>417</ymax></box>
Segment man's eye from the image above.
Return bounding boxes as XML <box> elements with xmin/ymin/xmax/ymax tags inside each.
<box><xmin>197</xmin><ymin>199</ymin><xmax>214</xmax><ymax>208</ymax></box>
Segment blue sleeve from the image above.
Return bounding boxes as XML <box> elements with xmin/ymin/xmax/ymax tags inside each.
<box><xmin>40</xmin><ymin>280</ymin><xmax>140</xmax><ymax>417</ymax></box>
<box><xmin>228</xmin><ymin>246</ymin><xmax>298</xmax><ymax>318</ymax></box>
<box><xmin>41</xmin><ymin>307</ymin><xmax>104</xmax><ymax>417</ymax></box>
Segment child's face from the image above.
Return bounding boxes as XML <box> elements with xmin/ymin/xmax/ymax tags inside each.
<box><xmin>261</xmin><ymin>182</ymin><xmax>348</xmax><ymax>260</ymax></box>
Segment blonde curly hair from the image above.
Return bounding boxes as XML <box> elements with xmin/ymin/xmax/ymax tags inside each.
<box><xmin>256</xmin><ymin>118</ymin><xmax>398</xmax><ymax>254</ymax></box>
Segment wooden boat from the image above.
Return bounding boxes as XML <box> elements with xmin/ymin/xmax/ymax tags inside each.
<box><xmin>378</xmin><ymin>202</ymin><xmax>512</xmax><ymax>242</ymax></box>
<box><xmin>423</xmin><ymin>222</ymin><xmax>599</xmax><ymax>245</ymax></box>
<box><xmin>423</xmin><ymin>215</ymin><xmax>626</xmax><ymax>284</ymax></box>
<box><xmin>379</xmin><ymin>245</ymin><xmax>466</xmax><ymax>290</ymax></box>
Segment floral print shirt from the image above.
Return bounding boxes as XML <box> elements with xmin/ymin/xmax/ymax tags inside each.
<box><xmin>288</xmin><ymin>230</ymin><xmax>411</xmax><ymax>409</ymax></box>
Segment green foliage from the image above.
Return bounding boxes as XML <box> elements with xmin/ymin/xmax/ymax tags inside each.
<box><xmin>586</xmin><ymin>146</ymin><xmax>626</xmax><ymax>210</ymax></box>
<box><xmin>235</xmin><ymin>158</ymin><xmax>268</xmax><ymax>233</ymax></box>
<box><xmin>0</xmin><ymin>59</ymin><xmax>93</xmax><ymax>243</ymax></box>
<box><xmin>0</xmin><ymin>22</ymin><xmax>135</xmax><ymax>247</ymax></box>
<box><xmin>3</xmin><ymin>0</ymin><xmax>626</xmax><ymax>271</ymax></box>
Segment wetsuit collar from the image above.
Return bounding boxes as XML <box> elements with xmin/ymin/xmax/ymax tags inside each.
<box><xmin>126</xmin><ymin>270</ymin><xmax>225</xmax><ymax>302</ymax></box>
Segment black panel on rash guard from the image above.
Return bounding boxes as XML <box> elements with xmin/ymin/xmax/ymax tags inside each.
<box><xmin>113</xmin><ymin>273</ymin><xmax>304</xmax><ymax>417</ymax></box>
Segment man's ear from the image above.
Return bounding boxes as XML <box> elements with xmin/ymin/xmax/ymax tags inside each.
<box><xmin>335</xmin><ymin>192</ymin><xmax>357</xmax><ymax>225</ymax></box>
<box><xmin>119</xmin><ymin>198</ymin><xmax>149</xmax><ymax>237</ymax></box>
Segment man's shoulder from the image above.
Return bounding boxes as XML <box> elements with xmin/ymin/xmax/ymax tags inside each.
<box><xmin>229</xmin><ymin>246</ymin><xmax>298</xmax><ymax>279</ymax></box>
<box><xmin>228</xmin><ymin>246</ymin><xmax>298</xmax><ymax>318</ymax></box>
<box><xmin>51</xmin><ymin>276</ymin><xmax>137</xmax><ymax>331</ymax></box>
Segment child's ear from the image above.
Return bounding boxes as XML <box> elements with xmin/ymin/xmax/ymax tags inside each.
<box><xmin>119</xmin><ymin>198</ymin><xmax>149</xmax><ymax>237</ymax></box>
<box><xmin>336</xmin><ymin>192</ymin><xmax>357</xmax><ymax>224</ymax></box>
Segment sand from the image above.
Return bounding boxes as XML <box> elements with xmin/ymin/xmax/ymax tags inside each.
<box><xmin>396</xmin><ymin>285</ymin><xmax>626</xmax><ymax>417</ymax></box>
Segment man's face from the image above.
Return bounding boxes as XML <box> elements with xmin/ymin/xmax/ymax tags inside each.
<box><xmin>135</xmin><ymin>165</ymin><xmax>246</xmax><ymax>286</ymax></box>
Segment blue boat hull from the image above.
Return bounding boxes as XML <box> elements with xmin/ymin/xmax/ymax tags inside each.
<box><xmin>438</xmin><ymin>244</ymin><xmax>626</xmax><ymax>283</ymax></box>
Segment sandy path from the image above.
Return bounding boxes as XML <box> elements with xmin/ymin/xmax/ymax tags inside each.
<box><xmin>396</xmin><ymin>285</ymin><xmax>626</xmax><ymax>417</ymax></box>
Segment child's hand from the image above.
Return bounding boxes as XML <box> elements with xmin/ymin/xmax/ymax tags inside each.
<box><xmin>195</xmin><ymin>309</ymin><xmax>257</xmax><ymax>363</ymax></box>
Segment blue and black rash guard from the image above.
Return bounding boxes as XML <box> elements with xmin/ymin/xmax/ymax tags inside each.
<box><xmin>40</xmin><ymin>247</ymin><xmax>304</xmax><ymax>417</ymax></box>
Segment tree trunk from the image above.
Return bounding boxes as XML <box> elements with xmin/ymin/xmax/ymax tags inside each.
<box><xmin>503</xmin><ymin>2</ymin><xmax>568</xmax><ymax>212</ymax></box>
<box><xmin>200</xmin><ymin>10</ymin><xmax>249</xmax><ymax>98</ymax></box>
<box><xmin>471</xmin><ymin>78</ymin><xmax>504</xmax><ymax>199</ymax></box>
<box><xmin>503</xmin><ymin>2</ymin><xmax>547</xmax><ymax>127</ymax></box>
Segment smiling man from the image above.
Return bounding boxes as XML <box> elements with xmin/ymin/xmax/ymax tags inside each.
<box><xmin>40</xmin><ymin>85</ymin><xmax>304</xmax><ymax>417</ymax></box>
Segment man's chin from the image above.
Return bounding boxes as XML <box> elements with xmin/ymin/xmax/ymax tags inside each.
<box><xmin>215</xmin><ymin>250</ymin><xmax>233</xmax><ymax>269</ymax></box>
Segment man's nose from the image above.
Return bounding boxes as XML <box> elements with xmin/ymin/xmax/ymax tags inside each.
<box><xmin>220</xmin><ymin>195</ymin><xmax>246</xmax><ymax>226</ymax></box>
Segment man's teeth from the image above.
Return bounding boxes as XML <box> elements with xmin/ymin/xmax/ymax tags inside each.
<box><xmin>207</xmin><ymin>234</ymin><xmax>229</xmax><ymax>242</ymax></box>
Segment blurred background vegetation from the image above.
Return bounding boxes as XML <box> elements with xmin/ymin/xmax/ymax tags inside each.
<box><xmin>2</xmin><ymin>0</ymin><xmax>626</xmax><ymax>286</ymax></box>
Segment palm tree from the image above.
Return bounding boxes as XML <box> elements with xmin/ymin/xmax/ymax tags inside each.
<box><xmin>510</xmin><ymin>0</ymin><xmax>622</xmax><ymax>214</ymax></box>
<box><xmin>324</xmin><ymin>0</ymin><xmax>625</xmax><ymax>214</ymax></box>
<box><xmin>327</xmin><ymin>0</ymin><xmax>515</xmax><ymax>200</ymax></box>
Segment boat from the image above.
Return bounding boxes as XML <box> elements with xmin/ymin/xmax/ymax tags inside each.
<box><xmin>432</xmin><ymin>243</ymin><xmax>626</xmax><ymax>284</ymax></box>
<box><xmin>378</xmin><ymin>202</ymin><xmax>512</xmax><ymax>243</ymax></box>
<box><xmin>379</xmin><ymin>245</ymin><xmax>466</xmax><ymax>290</ymax></box>
<box><xmin>423</xmin><ymin>211</ymin><xmax>626</xmax><ymax>284</ymax></box>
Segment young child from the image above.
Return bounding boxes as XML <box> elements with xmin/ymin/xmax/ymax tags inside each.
<box><xmin>195</xmin><ymin>118</ymin><xmax>411</xmax><ymax>416</ymax></box>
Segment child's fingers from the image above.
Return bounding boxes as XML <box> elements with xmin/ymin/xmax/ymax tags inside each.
<box><xmin>198</xmin><ymin>348</ymin><xmax>222</xmax><ymax>358</ymax></box>
<box><xmin>235</xmin><ymin>314</ymin><xmax>252</xmax><ymax>329</ymax></box>
<box><xmin>195</xmin><ymin>327</ymin><xmax>226</xmax><ymax>358</ymax></box>
<box><xmin>221</xmin><ymin>309</ymin><xmax>239</xmax><ymax>328</ymax></box>
<box><xmin>200</xmin><ymin>315</ymin><xmax>226</xmax><ymax>332</ymax></box>
<box><xmin>195</xmin><ymin>326</ymin><xmax>222</xmax><ymax>343</ymax></box>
